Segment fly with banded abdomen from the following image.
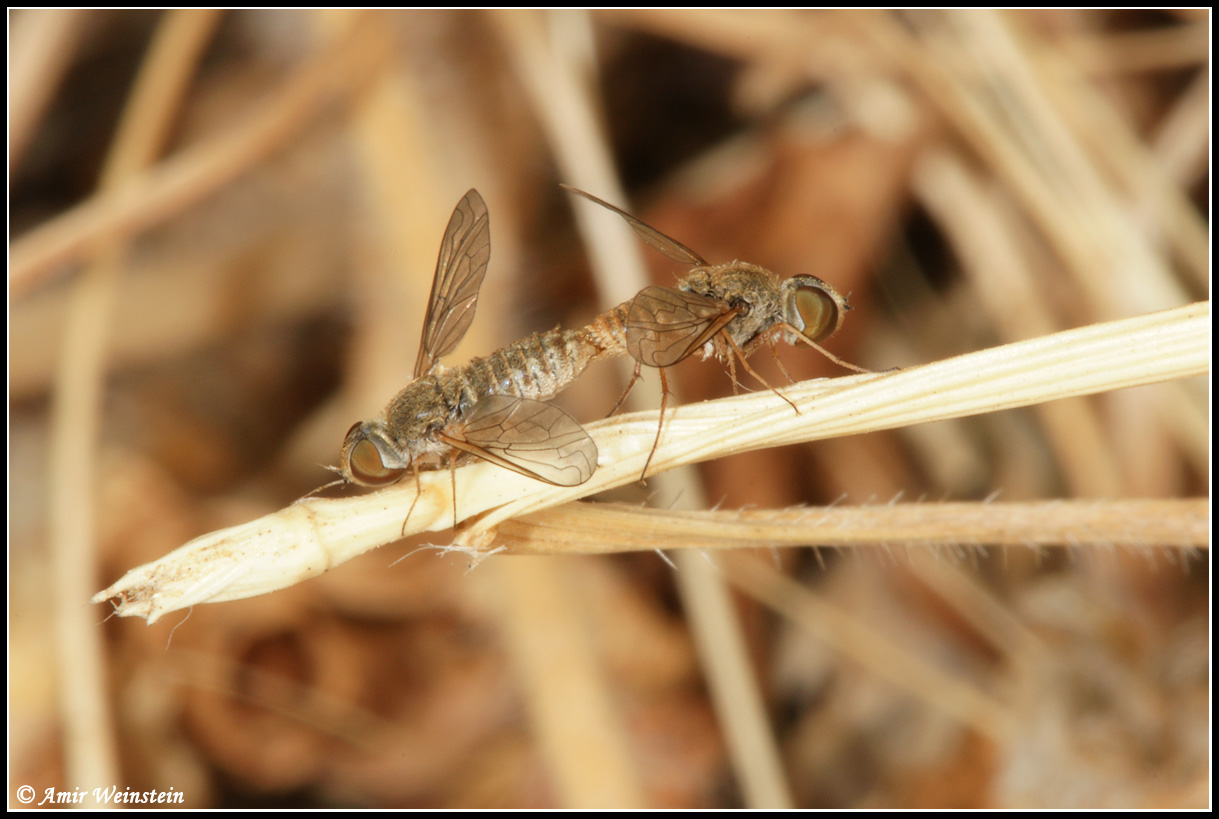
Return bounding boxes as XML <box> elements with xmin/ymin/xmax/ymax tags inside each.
<box><xmin>333</xmin><ymin>190</ymin><xmax>603</xmax><ymax>523</ymax></box>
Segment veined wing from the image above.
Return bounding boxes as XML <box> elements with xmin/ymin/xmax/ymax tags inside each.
<box><xmin>414</xmin><ymin>189</ymin><xmax>492</xmax><ymax>378</ymax></box>
<box><xmin>440</xmin><ymin>395</ymin><xmax>598</xmax><ymax>486</ymax></box>
<box><xmin>562</xmin><ymin>185</ymin><xmax>708</xmax><ymax>267</ymax></box>
<box><xmin>626</xmin><ymin>285</ymin><xmax>742</xmax><ymax>368</ymax></box>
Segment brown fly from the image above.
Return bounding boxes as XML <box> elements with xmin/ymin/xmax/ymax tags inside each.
<box><xmin>336</xmin><ymin>190</ymin><xmax>599</xmax><ymax>524</ymax></box>
<box><xmin>563</xmin><ymin>186</ymin><xmax>869</xmax><ymax>478</ymax></box>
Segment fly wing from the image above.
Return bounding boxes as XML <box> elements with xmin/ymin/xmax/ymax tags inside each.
<box><xmin>414</xmin><ymin>189</ymin><xmax>492</xmax><ymax>378</ymax></box>
<box><xmin>562</xmin><ymin>185</ymin><xmax>707</xmax><ymax>267</ymax></box>
<box><xmin>627</xmin><ymin>285</ymin><xmax>742</xmax><ymax>368</ymax></box>
<box><xmin>442</xmin><ymin>395</ymin><xmax>598</xmax><ymax>486</ymax></box>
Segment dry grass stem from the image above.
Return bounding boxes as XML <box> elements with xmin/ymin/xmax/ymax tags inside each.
<box><xmin>9</xmin><ymin>12</ymin><xmax>387</xmax><ymax>296</ymax></box>
<box><xmin>49</xmin><ymin>11</ymin><xmax>224</xmax><ymax>800</ymax></box>
<box><xmin>497</xmin><ymin>498</ymin><xmax>1208</xmax><ymax>556</ymax></box>
<box><xmin>9</xmin><ymin>9</ymin><xmax>90</xmax><ymax>169</ymax></box>
<box><xmin>720</xmin><ymin>552</ymin><xmax>1016</xmax><ymax>740</ymax></box>
<box><xmin>93</xmin><ymin>301</ymin><xmax>1207</xmax><ymax>623</ymax></box>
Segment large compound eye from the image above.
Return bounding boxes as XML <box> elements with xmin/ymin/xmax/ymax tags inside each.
<box><xmin>346</xmin><ymin>434</ymin><xmax>406</xmax><ymax>487</ymax></box>
<box><xmin>789</xmin><ymin>279</ymin><xmax>846</xmax><ymax>343</ymax></box>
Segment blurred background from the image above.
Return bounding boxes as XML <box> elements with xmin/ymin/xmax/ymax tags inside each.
<box><xmin>9</xmin><ymin>9</ymin><xmax>1209</xmax><ymax>808</ymax></box>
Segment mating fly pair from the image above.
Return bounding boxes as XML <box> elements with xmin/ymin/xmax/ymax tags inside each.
<box><xmin>334</xmin><ymin>187</ymin><xmax>861</xmax><ymax>506</ymax></box>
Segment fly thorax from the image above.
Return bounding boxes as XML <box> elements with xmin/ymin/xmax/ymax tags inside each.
<box><xmin>382</xmin><ymin>374</ymin><xmax>457</xmax><ymax>450</ymax></box>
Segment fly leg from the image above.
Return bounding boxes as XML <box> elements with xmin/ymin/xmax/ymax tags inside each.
<box><xmin>399</xmin><ymin>461</ymin><xmax>426</xmax><ymax>538</ymax></box>
<box><xmin>450</xmin><ymin>458</ymin><xmax>458</xmax><ymax>531</ymax></box>
<box><xmin>607</xmin><ymin>361</ymin><xmax>643</xmax><ymax>418</ymax></box>
<box><xmin>722</xmin><ymin>332</ymin><xmax>800</xmax><ymax>414</ymax></box>
<box><xmin>768</xmin><ymin>341</ymin><xmax>798</xmax><ymax>386</ymax></box>
<box><xmin>724</xmin><ymin>346</ymin><xmax>744</xmax><ymax>395</ymax></box>
<box><xmin>778</xmin><ymin>322</ymin><xmax>873</xmax><ymax>374</ymax></box>
<box><xmin>607</xmin><ymin>360</ymin><xmax>667</xmax><ymax>483</ymax></box>
<box><xmin>640</xmin><ymin>365</ymin><xmax>672</xmax><ymax>482</ymax></box>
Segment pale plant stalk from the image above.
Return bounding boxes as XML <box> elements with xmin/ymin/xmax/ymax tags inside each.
<box><xmin>49</xmin><ymin>10</ymin><xmax>222</xmax><ymax>800</ymax></box>
<box><xmin>93</xmin><ymin>301</ymin><xmax>1208</xmax><ymax>623</ymax></box>
<box><xmin>495</xmin><ymin>498</ymin><xmax>1208</xmax><ymax>557</ymax></box>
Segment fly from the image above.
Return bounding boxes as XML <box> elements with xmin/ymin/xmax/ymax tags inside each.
<box><xmin>337</xmin><ymin>190</ymin><xmax>599</xmax><ymax>524</ymax></box>
<box><xmin>563</xmin><ymin>186</ymin><xmax>869</xmax><ymax>478</ymax></box>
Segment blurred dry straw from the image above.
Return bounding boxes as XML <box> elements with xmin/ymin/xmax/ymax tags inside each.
<box><xmin>10</xmin><ymin>9</ymin><xmax>1209</xmax><ymax>809</ymax></box>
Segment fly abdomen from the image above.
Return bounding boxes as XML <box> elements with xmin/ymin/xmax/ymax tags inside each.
<box><xmin>581</xmin><ymin>301</ymin><xmax>632</xmax><ymax>358</ymax></box>
<box><xmin>458</xmin><ymin>327</ymin><xmax>599</xmax><ymax>406</ymax></box>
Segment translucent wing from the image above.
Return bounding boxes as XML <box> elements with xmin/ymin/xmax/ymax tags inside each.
<box><xmin>562</xmin><ymin>185</ymin><xmax>708</xmax><ymax>267</ymax></box>
<box><xmin>441</xmin><ymin>395</ymin><xmax>598</xmax><ymax>486</ymax></box>
<box><xmin>414</xmin><ymin>189</ymin><xmax>492</xmax><ymax>378</ymax></box>
<box><xmin>626</xmin><ymin>285</ymin><xmax>742</xmax><ymax>368</ymax></box>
